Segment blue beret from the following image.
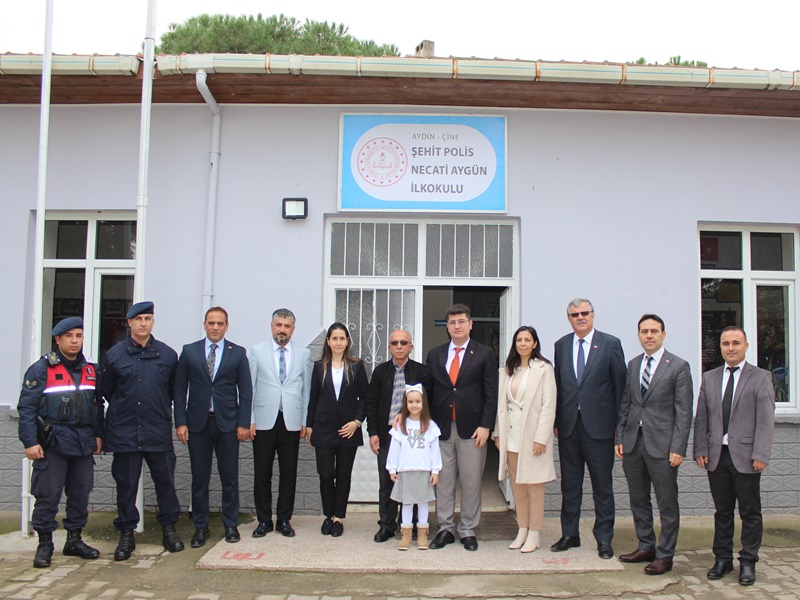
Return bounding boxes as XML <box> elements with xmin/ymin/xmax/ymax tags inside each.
<box><xmin>52</xmin><ymin>317</ymin><xmax>83</xmax><ymax>337</ymax></box>
<box><xmin>126</xmin><ymin>301</ymin><xmax>155</xmax><ymax>319</ymax></box>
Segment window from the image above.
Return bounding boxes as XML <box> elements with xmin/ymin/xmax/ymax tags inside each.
<box><xmin>43</xmin><ymin>214</ymin><xmax>136</xmax><ymax>365</ymax></box>
<box><xmin>700</xmin><ymin>228</ymin><xmax>798</xmax><ymax>412</ymax></box>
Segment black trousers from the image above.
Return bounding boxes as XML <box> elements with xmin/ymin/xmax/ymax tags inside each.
<box><xmin>253</xmin><ymin>413</ymin><xmax>300</xmax><ymax>523</ymax></box>
<box><xmin>112</xmin><ymin>450</ymin><xmax>181</xmax><ymax>531</ymax></box>
<box><xmin>188</xmin><ymin>414</ymin><xmax>240</xmax><ymax>528</ymax></box>
<box><xmin>315</xmin><ymin>445</ymin><xmax>358</xmax><ymax>519</ymax></box>
<box><xmin>31</xmin><ymin>447</ymin><xmax>94</xmax><ymax>533</ymax></box>
<box><xmin>376</xmin><ymin>438</ymin><xmax>399</xmax><ymax>532</ymax></box>
<box><xmin>708</xmin><ymin>446</ymin><xmax>763</xmax><ymax>564</ymax></box>
<box><xmin>557</xmin><ymin>414</ymin><xmax>616</xmax><ymax>543</ymax></box>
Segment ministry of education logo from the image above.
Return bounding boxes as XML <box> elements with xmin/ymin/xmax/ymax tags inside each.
<box><xmin>356</xmin><ymin>138</ymin><xmax>407</xmax><ymax>187</ymax></box>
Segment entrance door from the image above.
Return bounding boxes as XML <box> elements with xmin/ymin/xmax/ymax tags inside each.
<box><xmin>85</xmin><ymin>270</ymin><xmax>134</xmax><ymax>364</ymax></box>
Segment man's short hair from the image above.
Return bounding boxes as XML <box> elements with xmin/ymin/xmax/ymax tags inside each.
<box><xmin>445</xmin><ymin>304</ymin><xmax>471</xmax><ymax>321</ymax></box>
<box><xmin>205</xmin><ymin>306</ymin><xmax>229</xmax><ymax>323</ymax></box>
<box><xmin>638</xmin><ymin>313</ymin><xmax>665</xmax><ymax>331</ymax></box>
<box><xmin>272</xmin><ymin>308</ymin><xmax>296</xmax><ymax>323</ymax></box>
<box><xmin>567</xmin><ymin>298</ymin><xmax>594</xmax><ymax>314</ymax></box>
<box><xmin>721</xmin><ymin>325</ymin><xmax>747</xmax><ymax>341</ymax></box>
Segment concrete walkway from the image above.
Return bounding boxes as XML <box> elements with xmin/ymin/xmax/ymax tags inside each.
<box><xmin>0</xmin><ymin>513</ymin><xmax>798</xmax><ymax>599</ymax></box>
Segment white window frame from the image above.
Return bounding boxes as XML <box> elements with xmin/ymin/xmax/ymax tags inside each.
<box><xmin>699</xmin><ymin>224</ymin><xmax>799</xmax><ymax>414</ymax></box>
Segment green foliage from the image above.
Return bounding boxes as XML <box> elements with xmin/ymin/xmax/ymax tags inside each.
<box><xmin>631</xmin><ymin>55</ymin><xmax>708</xmax><ymax>68</ymax></box>
<box><xmin>157</xmin><ymin>13</ymin><xmax>399</xmax><ymax>56</ymax></box>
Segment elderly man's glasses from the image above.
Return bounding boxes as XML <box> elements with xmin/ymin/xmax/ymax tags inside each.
<box><xmin>389</xmin><ymin>340</ymin><xmax>410</xmax><ymax>346</ymax></box>
<box><xmin>569</xmin><ymin>311</ymin><xmax>592</xmax><ymax>318</ymax></box>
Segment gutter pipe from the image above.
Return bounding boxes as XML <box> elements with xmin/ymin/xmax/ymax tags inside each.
<box><xmin>195</xmin><ymin>70</ymin><xmax>221</xmax><ymax>314</ymax></box>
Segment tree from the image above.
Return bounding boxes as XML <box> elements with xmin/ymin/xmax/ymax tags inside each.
<box><xmin>157</xmin><ymin>13</ymin><xmax>399</xmax><ymax>56</ymax></box>
<box><xmin>632</xmin><ymin>55</ymin><xmax>708</xmax><ymax>68</ymax></box>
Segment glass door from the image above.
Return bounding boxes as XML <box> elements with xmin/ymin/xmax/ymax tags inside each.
<box><xmin>86</xmin><ymin>270</ymin><xmax>134</xmax><ymax>365</ymax></box>
<box><xmin>754</xmin><ymin>282</ymin><xmax>793</xmax><ymax>405</ymax></box>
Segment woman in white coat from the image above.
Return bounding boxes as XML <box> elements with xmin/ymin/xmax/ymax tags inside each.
<box><xmin>494</xmin><ymin>325</ymin><xmax>557</xmax><ymax>553</ymax></box>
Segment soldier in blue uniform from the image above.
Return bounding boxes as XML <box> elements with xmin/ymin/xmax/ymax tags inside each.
<box><xmin>102</xmin><ymin>301</ymin><xmax>184</xmax><ymax>560</ymax></box>
<box><xmin>17</xmin><ymin>316</ymin><xmax>103</xmax><ymax>568</ymax></box>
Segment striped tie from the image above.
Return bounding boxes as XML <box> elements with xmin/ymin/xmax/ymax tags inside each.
<box><xmin>641</xmin><ymin>355</ymin><xmax>653</xmax><ymax>397</ymax></box>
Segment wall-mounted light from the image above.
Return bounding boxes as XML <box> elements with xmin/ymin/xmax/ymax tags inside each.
<box><xmin>282</xmin><ymin>198</ymin><xmax>308</xmax><ymax>220</ymax></box>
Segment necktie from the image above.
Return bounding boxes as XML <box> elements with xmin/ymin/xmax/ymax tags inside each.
<box><xmin>641</xmin><ymin>356</ymin><xmax>653</xmax><ymax>397</ymax></box>
<box><xmin>388</xmin><ymin>364</ymin><xmax>406</xmax><ymax>426</ymax></box>
<box><xmin>722</xmin><ymin>366</ymin><xmax>739</xmax><ymax>436</ymax></box>
<box><xmin>207</xmin><ymin>343</ymin><xmax>217</xmax><ymax>379</ymax></box>
<box><xmin>279</xmin><ymin>347</ymin><xmax>287</xmax><ymax>384</ymax></box>
<box><xmin>450</xmin><ymin>347</ymin><xmax>462</xmax><ymax>420</ymax></box>
<box><xmin>576</xmin><ymin>339</ymin><xmax>586</xmax><ymax>382</ymax></box>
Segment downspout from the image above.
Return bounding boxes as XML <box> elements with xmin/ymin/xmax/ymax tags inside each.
<box><xmin>133</xmin><ymin>0</ymin><xmax>157</xmax><ymax>534</ymax></box>
<box><xmin>195</xmin><ymin>70</ymin><xmax>221</xmax><ymax>314</ymax></box>
<box><xmin>24</xmin><ymin>0</ymin><xmax>55</xmax><ymax>537</ymax></box>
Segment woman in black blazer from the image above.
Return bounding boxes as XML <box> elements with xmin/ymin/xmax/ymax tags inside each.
<box><xmin>306</xmin><ymin>322</ymin><xmax>368</xmax><ymax>537</ymax></box>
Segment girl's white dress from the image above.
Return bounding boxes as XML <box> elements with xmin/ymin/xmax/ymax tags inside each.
<box><xmin>386</xmin><ymin>418</ymin><xmax>442</xmax><ymax>504</ymax></box>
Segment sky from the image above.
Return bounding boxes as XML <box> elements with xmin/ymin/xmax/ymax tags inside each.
<box><xmin>3</xmin><ymin>0</ymin><xmax>799</xmax><ymax>71</ymax></box>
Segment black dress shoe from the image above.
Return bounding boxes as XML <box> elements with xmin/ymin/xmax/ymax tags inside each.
<box><xmin>550</xmin><ymin>536</ymin><xmax>581</xmax><ymax>552</ymax></box>
<box><xmin>321</xmin><ymin>518</ymin><xmax>333</xmax><ymax>536</ymax></box>
<box><xmin>190</xmin><ymin>527</ymin><xmax>209</xmax><ymax>548</ymax></box>
<box><xmin>598</xmin><ymin>542</ymin><xmax>614</xmax><ymax>559</ymax></box>
<box><xmin>428</xmin><ymin>530</ymin><xmax>455</xmax><ymax>550</ymax></box>
<box><xmin>460</xmin><ymin>536</ymin><xmax>478</xmax><ymax>551</ymax></box>
<box><xmin>253</xmin><ymin>521</ymin><xmax>273</xmax><ymax>538</ymax></box>
<box><xmin>276</xmin><ymin>519</ymin><xmax>295</xmax><ymax>537</ymax></box>
<box><xmin>331</xmin><ymin>521</ymin><xmax>344</xmax><ymax>537</ymax></box>
<box><xmin>225</xmin><ymin>527</ymin><xmax>240</xmax><ymax>543</ymax></box>
<box><xmin>374</xmin><ymin>528</ymin><xmax>394</xmax><ymax>543</ymax></box>
<box><xmin>618</xmin><ymin>549</ymin><xmax>655</xmax><ymax>563</ymax></box>
<box><xmin>644</xmin><ymin>558</ymin><xmax>673</xmax><ymax>575</ymax></box>
<box><xmin>739</xmin><ymin>563</ymin><xmax>756</xmax><ymax>586</ymax></box>
<box><xmin>707</xmin><ymin>560</ymin><xmax>734</xmax><ymax>580</ymax></box>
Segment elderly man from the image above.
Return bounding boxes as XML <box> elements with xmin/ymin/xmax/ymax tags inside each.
<box><xmin>366</xmin><ymin>329</ymin><xmax>425</xmax><ymax>542</ymax></box>
<box><xmin>552</xmin><ymin>298</ymin><xmax>626</xmax><ymax>559</ymax></box>
<box><xmin>694</xmin><ymin>326</ymin><xmax>775</xmax><ymax>586</ymax></box>
<box><xmin>103</xmin><ymin>301</ymin><xmax>184</xmax><ymax>561</ymax></box>
<box><xmin>18</xmin><ymin>317</ymin><xmax>103</xmax><ymax>568</ymax></box>
<box><xmin>615</xmin><ymin>314</ymin><xmax>693</xmax><ymax>575</ymax></box>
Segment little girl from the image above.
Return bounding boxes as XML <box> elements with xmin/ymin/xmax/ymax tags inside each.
<box><xmin>386</xmin><ymin>384</ymin><xmax>442</xmax><ymax>550</ymax></box>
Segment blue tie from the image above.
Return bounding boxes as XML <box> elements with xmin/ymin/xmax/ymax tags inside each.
<box><xmin>576</xmin><ymin>339</ymin><xmax>586</xmax><ymax>382</ymax></box>
<box><xmin>279</xmin><ymin>347</ymin><xmax>287</xmax><ymax>384</ymax></box>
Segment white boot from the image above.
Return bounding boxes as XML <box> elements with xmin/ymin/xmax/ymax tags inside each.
<box><xmin>521</xmin><ymin>530</ymin><xmax>541</xmax><ymax>553</ymax></box>
<box><xmin>509</xmin><ymin>527</ymin><xmax>528</xmax><ymax>550</ymax></box>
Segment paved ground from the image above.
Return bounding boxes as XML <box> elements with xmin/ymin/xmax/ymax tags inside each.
<box><xmin>0</xmin><ymin>512</ymin><xmax>798</xmax><ymax>599</ymax></box>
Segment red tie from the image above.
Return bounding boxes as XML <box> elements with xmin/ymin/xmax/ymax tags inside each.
<box><xmin>450</xmin><ymin>347</ymin><xmax>462</xmax><ymax>419</ymax></box>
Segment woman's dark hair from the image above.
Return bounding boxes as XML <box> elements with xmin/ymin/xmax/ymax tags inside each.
<box><xmin>504</xmin><ymin>325</ymin><xmax>551</xmax><ymax>376</ymax></box>
<box><xmin>321</xmin><ymin>322</ymin><xmax>359</xmax><ymax>381</ymax></box>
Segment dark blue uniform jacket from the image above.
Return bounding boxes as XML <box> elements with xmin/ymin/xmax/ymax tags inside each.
<box><xmin>102</xmin><ymin>335</ymin><xmax>178</xmax><ymax>453</ymax></box>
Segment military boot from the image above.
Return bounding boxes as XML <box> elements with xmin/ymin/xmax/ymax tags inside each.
<box><xmin>63</xmin><ymin>529</ymin><xmax>100</xmax><ymax>559</ymax></box>
<box><xmin>114</xmin><ymin>530</ymin><xmax>135</xmax><ymax>561</ymax></box>
<box><xmin>161</xmin><ymin>524</ymin><xmax>184</xmax><ymax>553</ymax></box>
<box><xmin>33</xmin><ymin>531</ymin><xmax>54</xmax><ymax>568</ymax></box>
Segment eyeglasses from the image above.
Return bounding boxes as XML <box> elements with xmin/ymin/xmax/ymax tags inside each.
<box><xmin>569</xmin><ymin>311</ymin><xmax>593</xmax><ymax>318</ymax></box>
<box><xmin>447</xmin><ymin>319</ymin><xmax>470</xmax><ymax>326</ymax></box>
<box><xmin>389</xmin><ymin>340</ymin><xmax>410</xmax><ymax>346</ymax></box>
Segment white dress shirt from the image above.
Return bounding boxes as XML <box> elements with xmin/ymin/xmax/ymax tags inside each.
<box><xmin>573</xmin><ymin>329</ymin><xmax>595</xmax><ymax>378</ymax></box>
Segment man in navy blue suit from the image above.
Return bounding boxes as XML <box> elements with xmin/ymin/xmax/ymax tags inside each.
<box><xmin>552</xmin><ymin>298</ymin><xmax>626</xmax><ymax>559</ymax></box>
<box><xmin>174</xmin><ymin>307</ymin><xmax>253</xmax><ymax>547</ymax></box>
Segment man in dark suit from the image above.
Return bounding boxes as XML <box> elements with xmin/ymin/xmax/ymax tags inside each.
<box><xmin>552</xmin><ymin>298</ymin><xmax>626</xmax><ymax>558</ymax></box>
<box><xmin>694</xmin><ymin>326</ymin><xmax>775</xmax><ymax>586</ymax></box>
<box><xmin>425</xmin><ymin>304</ymin><xmax>498</xmax><ymax>552</ymax></box>
<box><xmin>174</xmin><ymin>306</ymin><xmax>253</xmax><ymax>547</ymax></box>
<box><xmin>615</xmin><ymin>314</ymin><xmax>693</xmax><ymax>575</ymax></box>
<box><xmin>366</xmin><ymin>329</ymin><xmax>425</xmax><ymax>542</ymax></box>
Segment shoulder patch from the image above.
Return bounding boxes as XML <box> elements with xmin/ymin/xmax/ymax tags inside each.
<box><xmin>25</xmin><ymin>379</ymin><xmax>38</xmax><ymax>389</ymax></box>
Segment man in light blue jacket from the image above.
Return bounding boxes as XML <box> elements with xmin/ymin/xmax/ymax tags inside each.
<box><xmin>249</xmin><ymin>308</ymin><xmax>312</xmax><ymax>538</ymax></box>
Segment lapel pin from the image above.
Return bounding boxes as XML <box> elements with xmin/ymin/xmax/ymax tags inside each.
<box><xmin>593</xmin><ymin>346</ymin><xmax>599</xmax><ymax>349</ymax></box>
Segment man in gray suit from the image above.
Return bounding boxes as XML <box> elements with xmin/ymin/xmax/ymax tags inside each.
<box><xmin>249</xmin><ymin>308</ymin><xmax>312</xmax><ymax>538</ymax></box>
<box><xmin>615</xmin><ymin>314</ymin><xmax>693</xmax><ymax>575</ymax></box>
<box><xmin>552</xmin><ymin>298</ymin><xmax>626</xmax><ymax>559</ymax></box>
<box><xmin>694</xmin><ymin>326</ymin><xmax>775</xmax><ymax>586</ymax></box>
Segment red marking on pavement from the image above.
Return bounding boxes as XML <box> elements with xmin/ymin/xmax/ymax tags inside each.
<box><xmin>220</xmin><ymin>551</ymin><xmax>266</xmax><ymax>561</ymax></box>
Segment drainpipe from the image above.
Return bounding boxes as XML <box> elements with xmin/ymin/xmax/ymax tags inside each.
<box><xmin>195</xmin><ymin>70</ymin><xmax>221</xmax><ymax>314</ymax></box>
<box><xmin>24</xmin><ymin>0</ymin><xmax>56</xmax><ymax>537</ymax></box>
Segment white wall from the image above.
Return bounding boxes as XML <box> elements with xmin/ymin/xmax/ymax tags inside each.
<box><xmin>2</xmin><ymin>102</ymin><xmax>799</xmax><ymax>406</ymax></box>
